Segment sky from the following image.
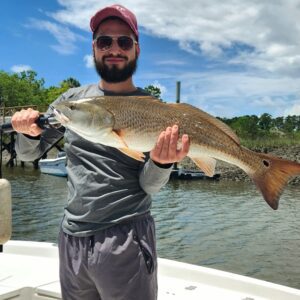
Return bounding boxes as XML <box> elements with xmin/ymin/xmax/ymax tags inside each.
<box><xmin>1</xmin><ymin>0</ymin><xmax>300</xmax><ymax>118</ymax></box>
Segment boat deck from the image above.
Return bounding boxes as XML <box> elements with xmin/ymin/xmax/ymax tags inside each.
<box><xmin>0</xmin><ymin>241</ymin><xmax>300</xmax><ymax>300</ymax></box>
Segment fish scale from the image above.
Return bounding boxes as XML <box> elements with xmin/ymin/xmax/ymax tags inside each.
<box><xmin>103</xmin><ymin>96</ymin><xmax>237</xmax><ymax>148</ymax></box>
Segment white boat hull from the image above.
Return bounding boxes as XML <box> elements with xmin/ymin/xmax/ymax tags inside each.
<box><xmin>1</xmin><ymin>241</ymin><xmax>300</xmax><ymax>299</ymax></box>
<box><xmin>38</xmin><ymin>157</ymin><xmax>67</xmax><ymax>177</ymax></box>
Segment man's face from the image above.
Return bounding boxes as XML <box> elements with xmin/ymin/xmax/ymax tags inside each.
<box><xmin>93</xmin><ymin>18</ymin><xmax>139</xmax><ymax>83</ymax></box>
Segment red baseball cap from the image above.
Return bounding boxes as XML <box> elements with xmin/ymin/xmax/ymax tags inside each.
<box><xmin>90</xmin><ymin>4</ymin><xmax>139</xmax><ymax>40</ymax></box>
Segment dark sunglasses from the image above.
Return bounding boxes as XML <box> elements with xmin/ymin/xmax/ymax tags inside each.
<box><xmin>93</xmin><ymin>35</ymin><xmax>137</xmax><ymax>51</ymax></box>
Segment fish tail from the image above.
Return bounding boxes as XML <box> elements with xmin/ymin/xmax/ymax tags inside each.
<box><xmin>251</xmin><ymin>152</ymin><xmax>300</xmax><ymax>210</ymax></box>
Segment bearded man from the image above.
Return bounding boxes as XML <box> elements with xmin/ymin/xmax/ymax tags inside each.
<box><xmin>12</xmin><ymin>4</ymin><xmax>189</xmax><ymax>300</ymax></box>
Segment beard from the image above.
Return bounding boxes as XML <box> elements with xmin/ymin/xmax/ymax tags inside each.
<box><xmin>93</xmin><ymin>53</ymin><xmax>138</xmax><ymax>83</ymax></box>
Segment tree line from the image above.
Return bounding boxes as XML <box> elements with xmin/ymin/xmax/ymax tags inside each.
<box><xmin>0</xmin><ymin>70</ymin><xmax>80</xmax><ymax>111</ymax></box>
<box><xmin>0</xmin><ymin>69</ymin><xmax>299</xmax><ymax>140</ymax></box>
<box><xmin>219</xmin><ymin>114</ymin><xmax>300</xmax><ymax>140</ymax></box>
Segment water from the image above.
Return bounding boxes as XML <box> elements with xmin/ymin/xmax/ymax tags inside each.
<box><xmin>2</xmin><ymin>165</ymin><xmax>300</xmax><ymax>290</ymax></box>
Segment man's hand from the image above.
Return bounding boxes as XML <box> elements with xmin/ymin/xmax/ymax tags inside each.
<box><xmin>150</xmin><ymin>125</ymin><xmax>190</xmax><ymax>165</ymax></box>
<box><xmin>11</xmin><ymin>108</ymin><xmax>42</xmax><ymax>137</ymax></box>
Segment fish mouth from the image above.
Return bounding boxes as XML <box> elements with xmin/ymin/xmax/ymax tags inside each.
<box><xmin>51</xmin><ymin>105</ymin><xmax>70</xmax><ymax>125</ymax></box>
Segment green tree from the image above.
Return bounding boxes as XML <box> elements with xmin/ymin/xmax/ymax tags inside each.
<box><xmin>61</xmin><ymin>77</ymin><xmax>81</xmax><ymax>88</ymax></box>
<box><xmin>283</xmin><ymin>115</ymin><xmax>297</xmax><ymax>133</ymax></box>
<box><xmin>0</xmin><ymin>70</ymin><xmax>46</xmax><ymax>107</ymax></box>
<box><xmin>258</xmin><ymin>113</ymin><xmax>273</xmax><ymax>132</ymax></box>
<box><xmin>274</xmin><ymin>116</ymin><xmax>284</xmax><ymax>131</ymax></box>
<box><xmin>0</xmin><ymin>70</ymin><xmax>82</xmax><ymax>110</ymax></box>
<box><xmin>229</xmin><ymin>115</ymin><xmax>260</xmax><ymax>138</ymax></box>
<box><xmin>296</xmin><ymin>116</ymin><xmax>300</xmax><ymax>132</ymax></box>
<box><xmin>43</xmin><ymin>78</ymin><xmax>81</xmax><ymax>106</ymax></box>
<box><xmin>144</xmin><ymin>85</ymin><xmax>162</xmax><ymax>99</ymax></box>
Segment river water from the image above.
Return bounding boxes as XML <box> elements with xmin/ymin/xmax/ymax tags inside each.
<box><xmin>2</xmin><ymin>165</ymin><xmax>300</xmax><ymax>290</ymax></box>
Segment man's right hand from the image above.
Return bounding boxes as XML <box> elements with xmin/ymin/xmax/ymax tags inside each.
<box><xmin>11</xmin><ymin>108</ymin><xmax>42</xmax><ymax>137</ymax></box>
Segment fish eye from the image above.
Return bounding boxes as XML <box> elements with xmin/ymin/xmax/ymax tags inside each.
<box><xmin>69</xmin><ymin>105</ymin><xmax>76</xmax><ymax>110</ymax></box>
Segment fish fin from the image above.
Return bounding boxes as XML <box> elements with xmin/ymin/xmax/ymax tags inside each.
<box><xmin>169</xmin><ymin>103</ymin><xmax>240</xmax><ymax>145</ymax></box>
<box><xmin>118</xmin><ymin>148</ymin><xmax>146</xmax><ymax>162</ymax></box>
<box><xmin>250</xmin><ymin>150</ymin><xmax>300</xmax><ymax>210</ymax></box>
<box><xmin>190</xmin><ymin>156</ymin><xmax>217</xmax><ymax>177</ymax></box>
<box><xmin>111</xmin><ymin>130</ymin><xmax>145</xmax><ymax>161</ymax></box>
<box><xmin>112</xmin><ymin>130</ymin><xmax>128</xmax><ymax>147</ymax></box>
<box><xmin>104</xmin><ymin>95</ymin><xmax>161</xmax><ymax>104</ymax></box>
<box><xmin>135</xmin><ymin>95</ymin><xmax>162</xmax><ymax>102</ymax></box>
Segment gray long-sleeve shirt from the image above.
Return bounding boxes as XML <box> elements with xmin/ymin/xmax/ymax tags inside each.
<box><xmin>15</xmin><ymin>84</ymin><xmax>172</xmax><ymax>237</ymax></box>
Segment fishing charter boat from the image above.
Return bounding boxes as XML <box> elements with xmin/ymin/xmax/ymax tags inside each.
<box><xmin>1</xmin><ymin>240</ymin><xmax>300</xmax><ymax>300</ymax></box>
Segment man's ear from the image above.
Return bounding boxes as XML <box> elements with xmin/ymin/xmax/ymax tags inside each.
<box><xmin>136</xmin><ymin>43</ymin><xmax>140</xmax><ymax>57</ymax></box>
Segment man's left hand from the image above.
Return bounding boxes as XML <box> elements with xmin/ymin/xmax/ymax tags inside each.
<box><xmin>150</xmin><ymin>125</ymin><xmax>190</xmax><ymax>165</ymax></box>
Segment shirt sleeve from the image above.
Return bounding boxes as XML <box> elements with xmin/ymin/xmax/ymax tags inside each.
<box><xmin>139</xmin><ymin>159</ymin><xmax>173</xmax><ymax>194</ymax></box>
<box><xmin>15</xmin><ymin>127</ymin><xmax>65</xmax><ymax>161</ymax></box>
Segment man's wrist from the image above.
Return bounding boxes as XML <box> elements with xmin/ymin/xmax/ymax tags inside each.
<box><xmin>22</xmin><ymin>133</ymin><xmax>41</xmax><ymax>140</ymax></box>
<box><xmin>152</xmin><ymin>160</ymin><xmax>173</xmax><ymax>169</ymax></box>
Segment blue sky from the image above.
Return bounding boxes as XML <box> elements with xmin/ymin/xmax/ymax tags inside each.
<box><xmin>1</xmin><ymin>0</ymin><xmax>300</xmax><ymax>117</ymax></box>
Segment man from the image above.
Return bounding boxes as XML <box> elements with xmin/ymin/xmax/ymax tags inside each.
<box><xmin>12</xmin><ymin>4</ymin><xmax>189</xmax><ymax>300</ymax></box>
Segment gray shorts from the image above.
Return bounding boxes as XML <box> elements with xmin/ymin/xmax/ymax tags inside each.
<box><xmin>58</xmin><ymin>213</ymin><xmax>157</xmax><ymax>300</ymax></box>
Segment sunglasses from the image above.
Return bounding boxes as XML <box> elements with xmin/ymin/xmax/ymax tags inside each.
<box><xmin>93</xmin><ymin>35</ymin><xmax>137</xmax><ymax>51</ymax></box>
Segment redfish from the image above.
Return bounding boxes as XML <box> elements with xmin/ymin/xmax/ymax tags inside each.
<box><xmin>54</xmin><ymin>95</ymin><xmax>300</xmax><ymax>210</ymax></box>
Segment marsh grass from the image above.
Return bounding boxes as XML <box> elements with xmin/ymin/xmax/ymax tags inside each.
<box><xmin>241</xmin><ymin>134</ymin><xmax>300</xmax><ymax>148</ymax></box>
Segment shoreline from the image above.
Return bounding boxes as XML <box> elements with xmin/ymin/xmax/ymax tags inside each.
<box><xmin>2</xmin><ymin>145</ymin><xmax>300</xmax><ymax>184</ymax></box>
<box><xmin>179</xmin><ymin>145</ymin><xmax>300</xmax><ymax>185</ymax></box>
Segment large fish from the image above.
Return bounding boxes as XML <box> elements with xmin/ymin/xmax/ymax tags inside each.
<box><xmin>53</xmin><ymin>95</ymin><xmax>300</xmax><ymax>210</ymax></box>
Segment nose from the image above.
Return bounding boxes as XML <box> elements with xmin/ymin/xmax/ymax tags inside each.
<box><xmin>108</xmin><ymin>39</ymin><xmax>122</xmax><ymax>54</ymax></box>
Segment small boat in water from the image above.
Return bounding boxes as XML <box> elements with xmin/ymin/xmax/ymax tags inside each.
<box><xmin>170</xmin><ymin>168</ymin><xmax>221</xmax><ymax>180</ymax></box>
<box><xmin>1</xmin><ymin>240</ymin><xmax>300</xmax><ymax>300</ymax></box>
<box><xmin>38</xmin><ymin>152</ymin><xmax>67</xmax><ymax>177</ymax></box>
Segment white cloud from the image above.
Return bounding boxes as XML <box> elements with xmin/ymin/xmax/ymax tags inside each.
<box><xmin>155</xmin><ymin>59</ymin><xmax>186</xmax><ymax>66</ymax></box>
<box><xmin>199</xmin><ymin>41</ymin><xmax>223</xmax><ymax>57</ymax></box>
<box><xmin>26</xmin><ymin>18</ymin><xmax>86</xmax><ymax>55</ymax></box>
<box><xmin>11</xmin><ymin>65</ymin><xmax>32</xmax><ymax>73</ymax></box>
<box><xmin>179</xmin><ymin>41</ymin><xmax>199</xmax><ymax>55</ymax></box>
<box><xmin>284</xmin><ymin>102</ymin><xmax>300</xmax><ymax>116</ymax></box>
<box><xmin>83</xmin><ymin>54</ymin><xmax>94</xmax><ymax>68</ymax></box>
<box><xmin>252</xmin><ymin>96</ymin><xmax>286</xmax><ymax>108</ymax></box>
<box><xmin>44</xmin><ymin>0</ymin><xmax>300</xmax><ymax>76</ymax></box>
<box><xmin>22</xmin><ymin>0</ymin><xmax>300</xmax><ymax>117</ymax></box>
<box><xmin>138</xmin><ymin>69</ymin><xmax>300</xmax><ymax>117</ymax></box>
